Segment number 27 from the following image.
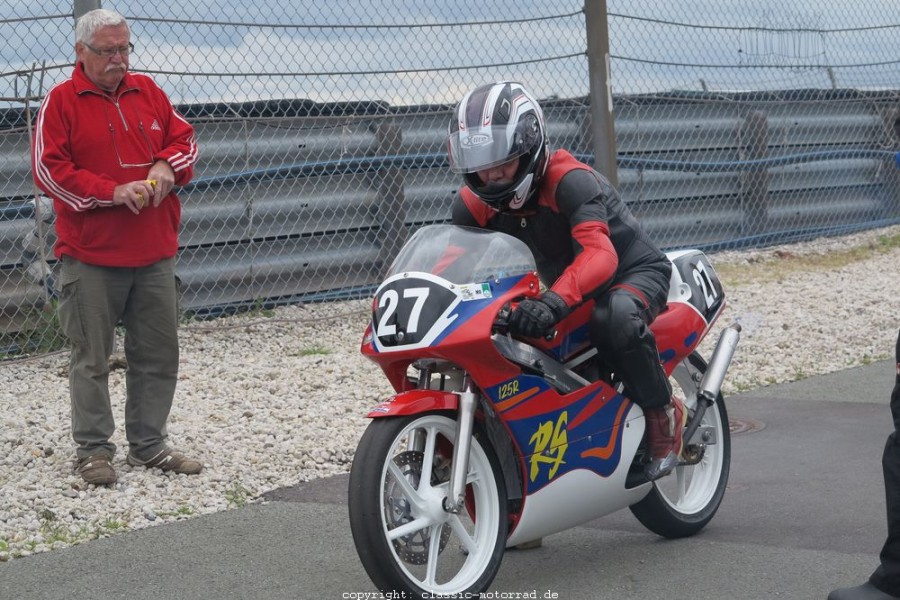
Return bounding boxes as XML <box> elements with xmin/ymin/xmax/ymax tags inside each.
<box><xmin>375</xmin><ymin>287</ymin><xmax>430</xmax><ymax>337</ymax></box>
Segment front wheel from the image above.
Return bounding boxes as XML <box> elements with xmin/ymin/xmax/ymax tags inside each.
<box><xmin>348</xmin><ymin>412</ymin><xmax>508</xmax><ymax>598</ymax></box>
<box><xmin>630</xmin><ymin>352</ymin><xmax>731</xmax><ymax>538</ymax></box>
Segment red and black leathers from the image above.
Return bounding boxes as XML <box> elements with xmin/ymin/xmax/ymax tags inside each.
<box><xmin>32</xmin><ymin>62</ymin><xmax>198</xmax><ymax>267</ymax></box>
<box><xmin>452</xmin><ymin>149</ymin><xmax>674</xmax><ymax>409</ymax></box>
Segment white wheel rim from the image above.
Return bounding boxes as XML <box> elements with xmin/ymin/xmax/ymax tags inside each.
<box><xmin>654</xmin><ymin>360</ymin><xmax>726</xmax><ymax>514</ymax></box>
<box><xmin>379</xmin><ymin>415</ymin><xmax>501</xmax><ymax>594</ymax></box>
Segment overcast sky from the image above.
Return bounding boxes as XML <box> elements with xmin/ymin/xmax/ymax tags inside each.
<box><xmin>2</xmin><ymin>0</ymin><xmax>898</xmax><ymax>108</ymax></box>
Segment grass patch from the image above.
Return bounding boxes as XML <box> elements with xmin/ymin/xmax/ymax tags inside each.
<box><xmin>1</xmin><ymin>512</ymin><xmax>140</xmax><ymax>559</ymax></box>
<box><xmin>715</xmin><ymin>232</ymin><xmax>900</xmax><ymax>288</ymax></box>
<box><xmin>27</xmin><ymin>514</ymin><xmax>98</xmax><ymax>550</ymax></box>
<box><xmin>225</xmin><ymin>481</ymin><xmax>252</xmax><ymax>507</ymax></box>
<box><xmin>40</xmin><ymin>522</ymin><xmax>72</xmax><ymax>545</ymax></box>
<box><xmin>297</xmin><ymin>345</ymin><xmax>330</xmax><ymax>356</ymax></box>
<box><xmin>248</xmin><ymin>298</ymin><xmax>276</xmax><ymax>319</ymax></box>
<box><xmin>157</xmin><ymin>505</ymin><xmax>195</xmax><ymax>518</ymax></box>
<box><xmin>99</xmin><ymin>518</ymin><xmax>127</xmax><ymax>532</ymax></box>
<box><xmin>37</xmin><ymin>509</ymin><xmax>77</xmax><ymax>545</ymax></box>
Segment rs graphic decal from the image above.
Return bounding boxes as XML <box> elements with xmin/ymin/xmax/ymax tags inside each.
<box><xmin>491</xmin><ymin>375</ymin><xmax>632</xmax><ymax>494</ymax></box>
<box><xmin>529</xmin><ymin>412</ymin><xmax>568</xmax><ymax>482</ymax></box>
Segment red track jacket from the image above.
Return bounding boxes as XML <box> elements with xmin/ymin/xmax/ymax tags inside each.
<box><xmin>32</xmin><ymin>63</ymin><xmax>198</xmax><ymax>267</ymax></box>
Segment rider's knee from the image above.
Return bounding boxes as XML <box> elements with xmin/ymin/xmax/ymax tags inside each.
<box><xmin>590</xmin><ymin>291</ymin><xmax>646</xmax><ymax>354</ymax></box>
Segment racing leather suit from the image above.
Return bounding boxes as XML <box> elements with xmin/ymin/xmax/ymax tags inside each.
<box><xmin>451</xmin><ymin>149</ymin><xmax>673</xmax><ymax>409</ymax></box>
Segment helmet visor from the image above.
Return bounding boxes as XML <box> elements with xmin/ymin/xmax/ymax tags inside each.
<box><xmin>447</xmin><ymin>124</ymin><xmax>530</xmax><ymax>174</ymax></box>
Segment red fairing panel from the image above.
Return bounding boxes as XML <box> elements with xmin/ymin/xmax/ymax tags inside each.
<box><xmin>366</xmin><ymin>389</ymin><xmax>460</xmax><ymax>417</ymax></box>
<box><xmin>651</xmin><ymin>301</ymin><xmax>715</xmax><ymax>374</ymax></box>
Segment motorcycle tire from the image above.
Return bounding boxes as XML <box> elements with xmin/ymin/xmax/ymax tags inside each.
<box><xmin>348</xmin><ymin>411</ymin><xmax>508</xmax><ymax>598</ymax></box>
<box><xmin>630</xmin><ymin>351</ymin><xmax>731</xmax><ymax>538</ymax></box>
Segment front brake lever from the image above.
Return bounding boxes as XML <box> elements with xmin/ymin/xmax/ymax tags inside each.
<box><xmin>493</xmin><ymin>303</ymin><xmax>512</xmax><ymax>333</ymax></box>
<box><xmin>494</xmin><ymin>303</ymin><xmax>557</xmax><ymax>342</ymax></box>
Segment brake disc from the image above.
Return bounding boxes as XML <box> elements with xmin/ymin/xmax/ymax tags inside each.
<box><xmin>384</xmin><ymin>450</ymin><xmax>452</xmax><ymax>565</ymax></box>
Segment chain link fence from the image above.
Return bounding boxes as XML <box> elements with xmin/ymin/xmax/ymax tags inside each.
<box><xmin>1</xmin><ymin>0</ymin><xmax>899</xmax><ymax>359</ymax></box>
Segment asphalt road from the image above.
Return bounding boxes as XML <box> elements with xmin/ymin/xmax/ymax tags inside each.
<box><xmin>1</xmin><ymin>359</ymin><xmax>896</xmax><ymax>600</ymax></box>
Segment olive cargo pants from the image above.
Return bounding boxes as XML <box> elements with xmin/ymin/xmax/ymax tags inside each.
<box><xmin>58</xmin><ymin>256</ymin><xmax>180</xmax><ymax>461</ymax></box>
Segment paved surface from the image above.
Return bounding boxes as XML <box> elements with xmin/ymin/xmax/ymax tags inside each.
<box><xmin>1</xmin><ymin>360</ymin><xmax>896</xmax><ymax>600</ymax></box>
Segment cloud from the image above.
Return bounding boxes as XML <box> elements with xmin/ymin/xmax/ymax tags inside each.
<box><xmin>2</xmin><ymin>0</ymin><xmax>897</xmax><ymax>109</ymax></box>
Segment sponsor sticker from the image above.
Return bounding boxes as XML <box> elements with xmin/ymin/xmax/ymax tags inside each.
<box><xmin>458</xmin><ymin>283</ymin><xmax>492</xmax><ymax>301</ymax></box>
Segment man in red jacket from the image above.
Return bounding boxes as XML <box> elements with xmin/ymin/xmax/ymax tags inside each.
<box><xmin>447</xmin><ymin>81</ymin><xmax>685</xmax><ymax>482</ymax></box>
<box><xmin>32</xmin><ymin>8</ymin><xmax>200</xmax><ymax>485</ymax></box>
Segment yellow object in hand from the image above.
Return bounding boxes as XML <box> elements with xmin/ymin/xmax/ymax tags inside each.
<box><xmin>136</xmin><ymin>180</ymin><xmax>157</xmax><ymax>208</ymax></box>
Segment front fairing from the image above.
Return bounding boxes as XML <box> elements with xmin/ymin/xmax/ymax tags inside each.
<box><xmin>361</xmin><ymin>225</ymin><xmax>540</xmax><ymax>391</ymax></box>
<box><xmin>380</xmin><ymin>224</ymin><xmax>537</xmax><ymax>286</ymax></box>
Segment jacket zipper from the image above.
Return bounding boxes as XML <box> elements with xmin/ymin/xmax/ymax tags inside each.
<box><xmin>113</xmin><ymin>99</ymin><xmax>129</xmax><ymax>132</ymax></box>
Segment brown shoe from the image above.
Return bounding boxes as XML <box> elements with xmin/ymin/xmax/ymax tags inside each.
<box><xmin>127</xmin><ymin>448</ymin><xmax>203</xmax><ymax>475</ymax></box>
<box><xmin>644</xmin><ymin>397</ymin><xmax>687</xmax><ymax>481</ymax></box>
<box><xmin>76</xmin><ymin>454</ymin><xmax>118</xmax><ymax>485</ymax></box>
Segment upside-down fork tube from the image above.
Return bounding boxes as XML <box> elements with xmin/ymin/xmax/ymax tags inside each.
<box><xmin>444</xmin><ymin>377</ymin><xmax>477</xmax><ymax>514</ymax></box>
<box><xmin>683</xmin><ymin>322</ymin><xmax>742</xmax><ymax>443</ymax></box>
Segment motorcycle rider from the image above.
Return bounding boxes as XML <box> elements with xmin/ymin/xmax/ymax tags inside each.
<box><xmin>446</xmin><ymin>81</ymin><xmax>685</xmax><ymax>481</ymax></box>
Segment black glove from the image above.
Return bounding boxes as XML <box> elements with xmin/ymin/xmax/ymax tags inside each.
<box><xmin>507</xmin><ymin>291</ymin><xmax>569</xmax><ymax>338</ymax></box>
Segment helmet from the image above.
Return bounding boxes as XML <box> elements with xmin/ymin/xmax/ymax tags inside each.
<box><xmin>447</xmin><ymin>81</ymin><xmax>548</xmax><ymax>211</ymax></box>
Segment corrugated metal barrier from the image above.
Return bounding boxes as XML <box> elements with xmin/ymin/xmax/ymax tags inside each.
<box><xmin>2</xmin><ymin>90</ymin><xmax>899</xmax><ymax>355</ymax></box>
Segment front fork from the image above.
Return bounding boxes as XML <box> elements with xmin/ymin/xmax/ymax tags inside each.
<box><xmin>443</xmin><ymin>376</ymin><xmax>477</xmax><ymax>514</ymax></box>
<box><xmin>404</xmin><ymin>370</ymin><xmax>479</xmax><ymax>514</ymax></box>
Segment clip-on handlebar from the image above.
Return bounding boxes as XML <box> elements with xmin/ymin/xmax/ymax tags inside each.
<box><xmin>493</xmin><ymin>302</ymin><xmax>557</xmax><ymax>342</ymax></box>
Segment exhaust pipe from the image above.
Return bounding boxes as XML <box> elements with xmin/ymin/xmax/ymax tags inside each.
<box><xmin>680</xmin><ymin>322</ymin><xmax>741</xmax><ymax>448</ymax></box>
<box><xmin>698</xmin><ymin>322</ymin><xmax>742</xmax><ymax>403</ymax></box>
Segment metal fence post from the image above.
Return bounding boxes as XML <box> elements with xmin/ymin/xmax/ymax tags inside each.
<box><xmin>374</xmin><ymin>121</ymin><xmax>407</xmax><ymax>271</ymax></box>
<box><xmin>584</xmin><ymin>0</ymin><xmax>618</xmax><ymax>188</ymax></box>
<box><xmin>739</xmin><ymin>110</ymin><xmax>770</xmax><ymax>235</ymax></box>
<box><xmin>73</xmin><ymin>0</ymin><xmax>102</xmax><ymax>21</ymax></box>
<box><xmin>880</xmin><ymin>106</ymin><xmax>900</xmax><ymax>218</ymax></box>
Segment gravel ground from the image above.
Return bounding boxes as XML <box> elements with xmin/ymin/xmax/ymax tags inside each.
<box><xmin>1</xmin><ymin>224</ymin><xmax>899</xmax><ymax>560</ymax></box>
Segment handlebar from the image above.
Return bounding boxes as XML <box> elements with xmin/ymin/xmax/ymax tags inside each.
<box><xmin>493</xmin><ymin>302</ymin><xmax>557</xmax><ymax>341</ymax></box>
<box><xmin>493</xmin><ymin>304</ymin><xmax>512</xmax><ymax>330</ymax></box>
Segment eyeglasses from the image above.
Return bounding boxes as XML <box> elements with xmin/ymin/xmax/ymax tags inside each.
<box><xmin>106</xmin><ymin>115</ymin><xmax>155</xmax><ymax>169</ymax></box>
<box><xmin>112</xmin><ymin>123</ymin><xmax>155</xmax><ymax>168</ymax></box>
<box><xmin>83</xmin><ymin>42</ymin><xmax>134</xmax><ymax>58</ymax></box>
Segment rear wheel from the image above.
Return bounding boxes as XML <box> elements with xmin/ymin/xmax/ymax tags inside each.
<box><xmin>348</xmin><ymin>412</ymin><xmax>508</xmax><ymax>598</ymax></box>
<box><xmin>630</xmin><ymin>352</ymin><xmax>731</xmax><ymax>538</ymax></box>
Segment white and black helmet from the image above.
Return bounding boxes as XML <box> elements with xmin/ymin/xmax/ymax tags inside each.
<box><xmin>447</xmin><ymin>81</ymin><xmax>548</xmax><ymax>211</ymax></box>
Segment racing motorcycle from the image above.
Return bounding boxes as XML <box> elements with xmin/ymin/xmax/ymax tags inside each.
<box><xmin>348</xmin><ymin>224</ymin><xmax>741</xmax><ymax>598</ymax></box>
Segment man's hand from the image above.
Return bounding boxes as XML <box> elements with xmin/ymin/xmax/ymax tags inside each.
<box><xmin>507</xmin><ymin>291</ymin><xmax>569</xmax><ymax>338</ymax></box>
<box><xmin>146</xmin><ymin>160</ymin><xmax>175</xmax><ymax>206</ymax></box>
<box><xmin>112</xmin><ymin>179</ymin><xmax>156</xmax><ymax>214</ymax></box>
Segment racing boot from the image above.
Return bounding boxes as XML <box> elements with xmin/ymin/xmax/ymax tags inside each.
<box><xmin>644</xmin><ymin>397</ymin><xmax>687</xmax><ymax>481</ymax></box>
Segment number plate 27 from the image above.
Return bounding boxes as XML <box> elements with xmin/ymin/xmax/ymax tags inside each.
<box><xmin>372</xmin><ymin>273</ymin><xmax>462</xmax><ymax>352</ymax></box>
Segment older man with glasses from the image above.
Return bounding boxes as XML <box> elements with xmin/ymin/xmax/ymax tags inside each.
<box><xmin>32</xmin><ymin>8</ymin><xmax>201</xmax><ymax>485</ymax></box>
